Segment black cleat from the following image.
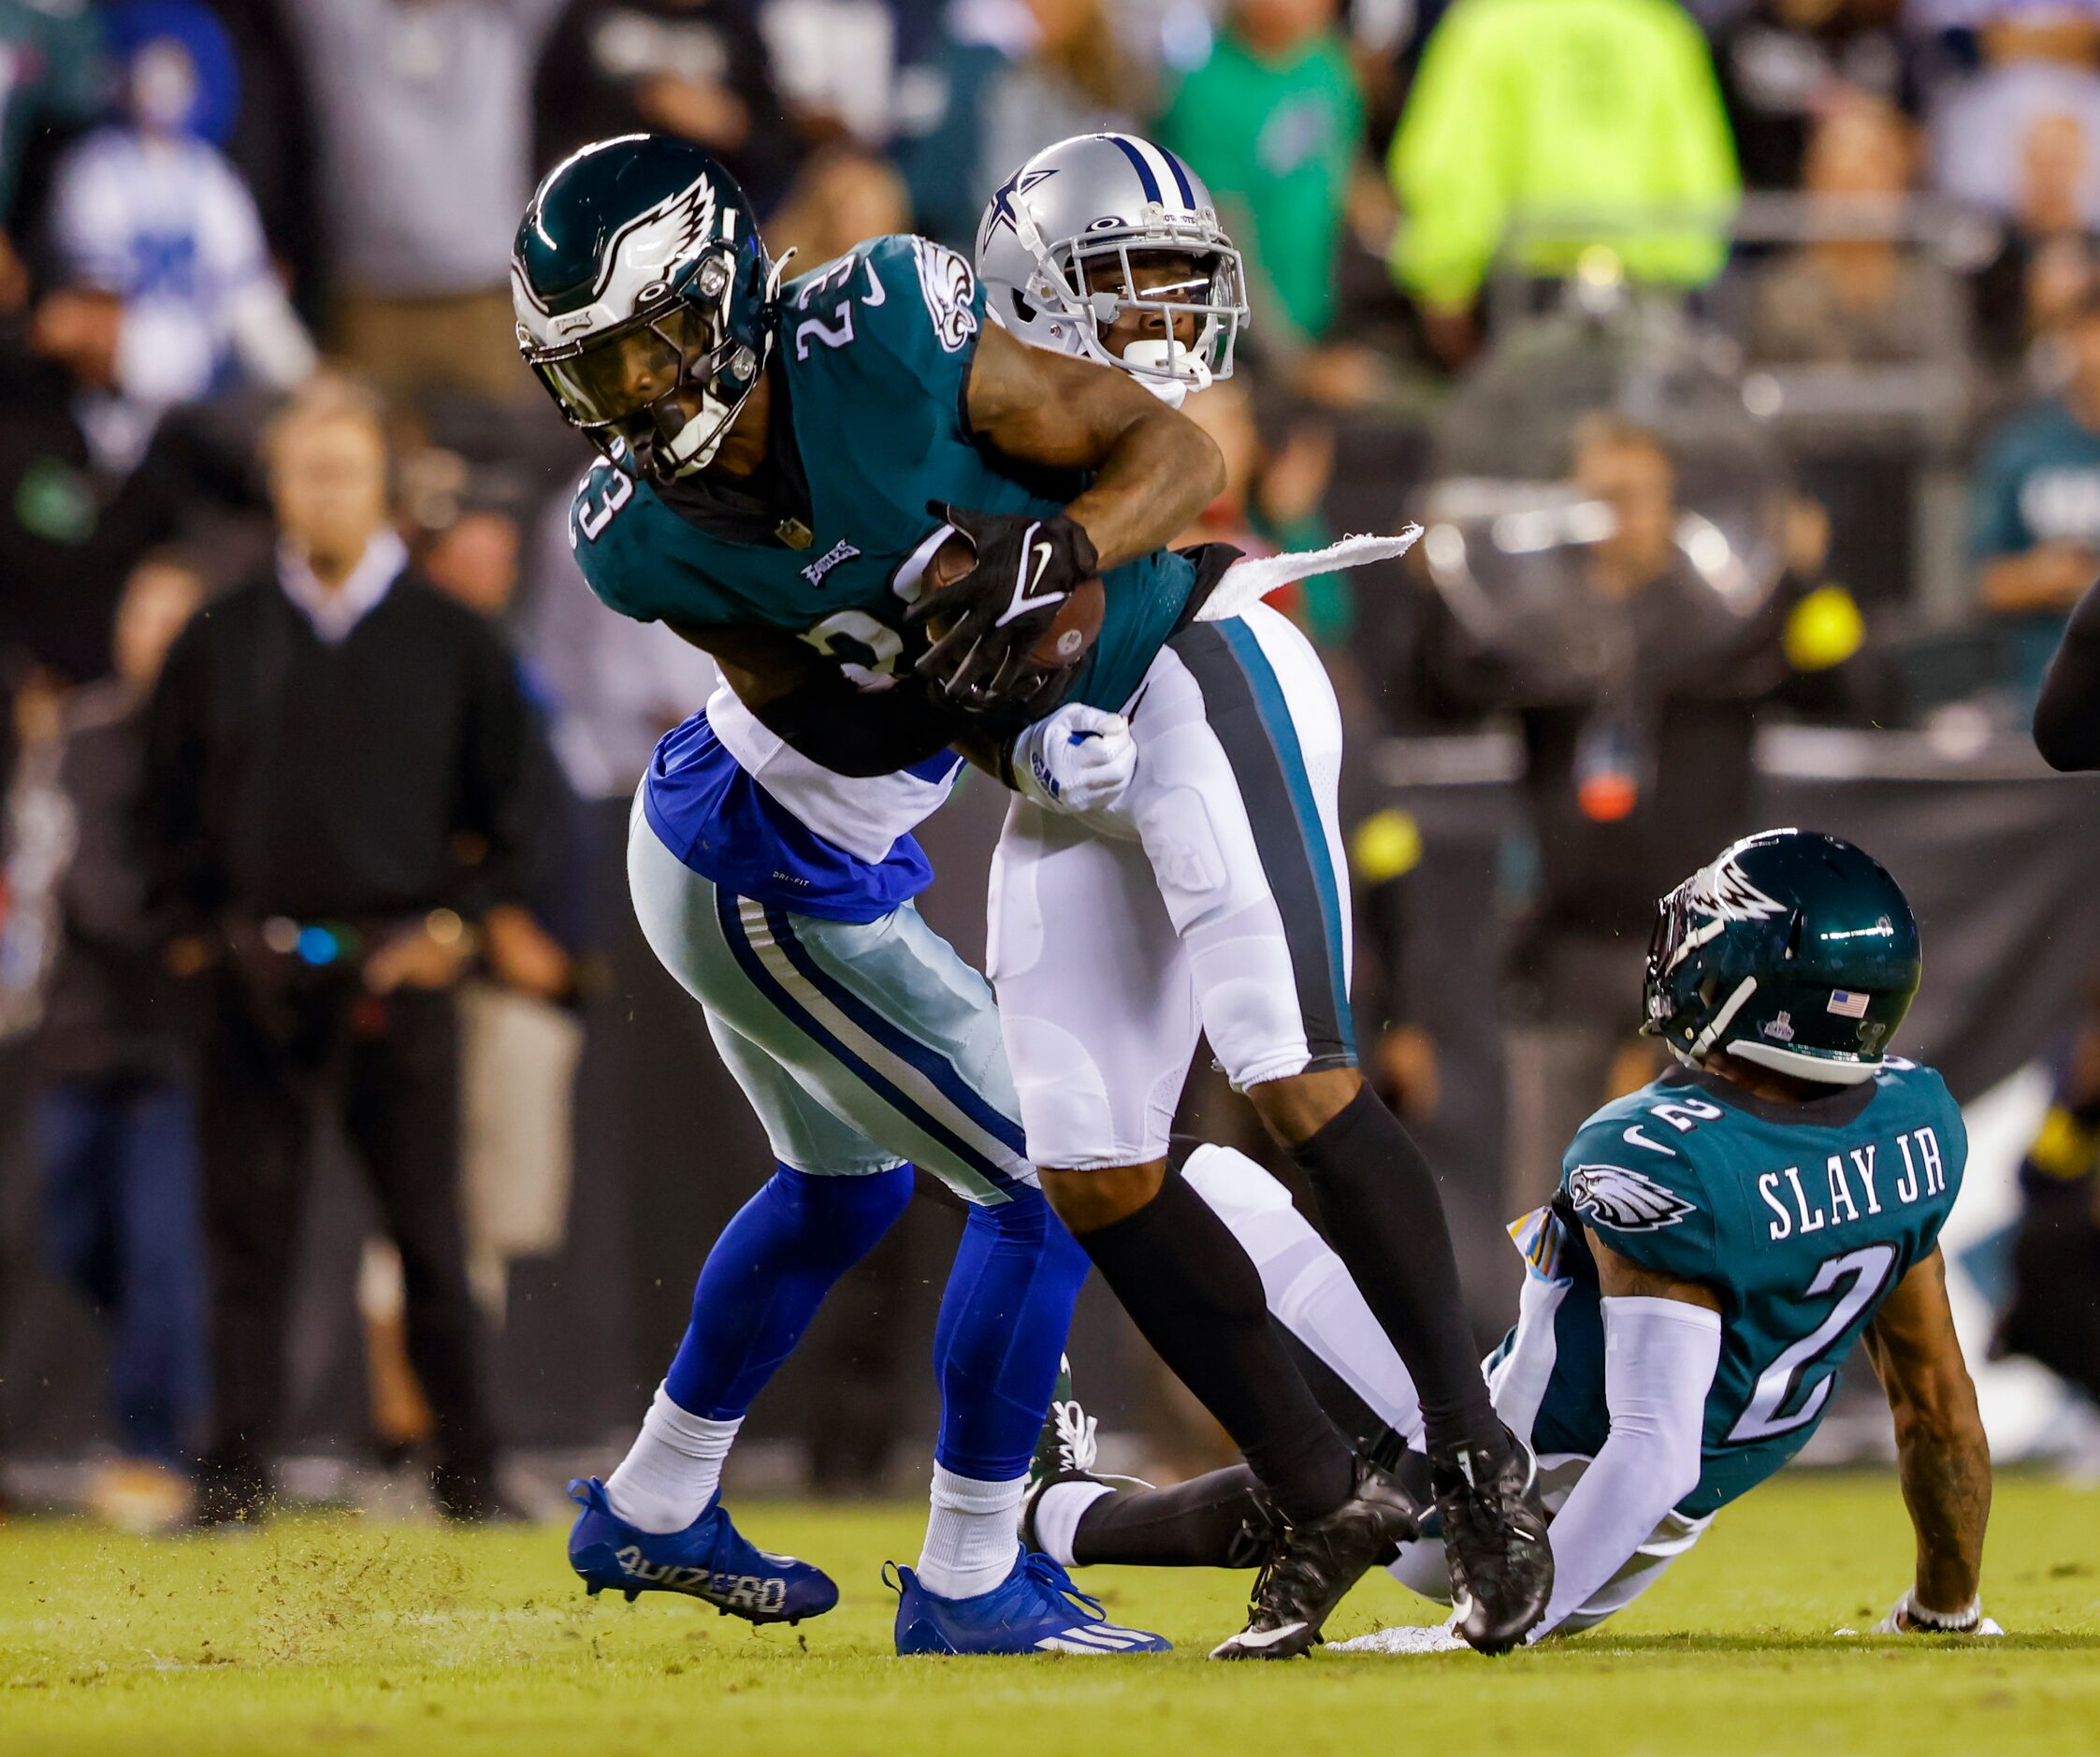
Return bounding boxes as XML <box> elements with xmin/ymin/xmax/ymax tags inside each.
<box><xmin>1432</xmin><ymin>1429</ymin><xmax>1553</xmax><ymax>1655</ymax></box>
<box><xmin>1209</xmin><ymin>1456</ymin><xmax>1424</xmax><ymax>1661</ymax></box>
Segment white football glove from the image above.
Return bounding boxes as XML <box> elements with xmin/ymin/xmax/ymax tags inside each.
<box><xmin>1875</xmin><ymin>1589</ymin><xmax>2004</xmax><ymax>1636</ymax></box>
<box><xmin>1011</xmin><ymin>704</ymin><xmax>1137</xmax><ymax>814</ymax></box>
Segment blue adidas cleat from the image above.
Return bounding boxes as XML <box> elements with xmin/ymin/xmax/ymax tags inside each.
<box><xmin>890</xmin><ymin>1550</ymin><xmax>1171</xmax><ymax>1656</ymax></box>
<box><xmin>567</xmin><ymin>1477</ymin><xmax>839</xmax><ymax>1624</ymax></box>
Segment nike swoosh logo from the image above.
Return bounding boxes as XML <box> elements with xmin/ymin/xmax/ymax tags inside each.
<box><xmin>996</xmin><ymin>527</ymin><xmax>1068</xmax><ymax>629</ymax></box>
<box><xmin>1212</xmin><ymin>1619</ymin><xmax>1308</xmax><ymax>1656</ymax></box>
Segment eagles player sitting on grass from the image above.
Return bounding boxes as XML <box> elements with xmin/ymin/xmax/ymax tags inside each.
<box><xmin>512</xmin><ymin>131</ymin><xmax>1549</xmax><ymax>1659</ymax></box>
<box><xmin>1027</xmin><ymin>831</ymin><xmax>2000</xmax><ymax>1643</ymax></box>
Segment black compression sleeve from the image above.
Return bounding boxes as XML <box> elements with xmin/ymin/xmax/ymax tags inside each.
<box><xmin>1287</xmin><ymin>1087</ymin><xmax>1503</xmax><ymax>1463</ymax></box>
<box><xmin>1071</xmin><ymin>1466</ymin><xmax>1276</xmax><ymax>1569</ymax></box>
<box><xmin>2035</xmin><ymin>575</ymin><xmax>2100</xmax><ymax>772</ymax></box>
<box><xmin>746</xmin><ymin>674</ymin><xmax>960</xmax><ymax>777</ymax></box>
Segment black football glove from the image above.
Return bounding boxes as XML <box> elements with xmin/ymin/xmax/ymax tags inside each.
<box><xmin>905</xmin><ymin>502</ymin><xmax>1098</xmax><ymax>714</ymax></box>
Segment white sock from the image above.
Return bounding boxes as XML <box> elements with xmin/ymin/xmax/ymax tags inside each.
<box><xmin>604</xmin><ymin>1384</ymin><xmax>743</xmax><ymax>1534</ymax></box>
<box><xmin>1031</xmin><ymin>1479</ymin><xmax>1114</xmax><ymax>1570</ymax></box>
<box><xmin>915</xmin><ymin>1466</ymin><xmax>1026</xmax><ymax>1599</ymax></box>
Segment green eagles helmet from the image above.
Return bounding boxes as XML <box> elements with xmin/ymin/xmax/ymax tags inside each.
<box><xmin>1643</xmin><ymin>828</ymin><xmax>1921</xmax><ymax>1086</ymax></box>
<box><xmin>512</xmin><ymin>134</ymin><xmax>782</xmax><ymax>484</ymax></box>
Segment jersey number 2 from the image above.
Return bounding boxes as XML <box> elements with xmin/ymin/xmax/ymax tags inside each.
<box><xmin>1726</xmin><ymin>1243</ymin><xmax>1898</xmax><ymax>1444</ymax></box>
<box><xmin>794</xmin><ymin>306</ymin><xmax>855</xmax><ymax>359</ymax></box>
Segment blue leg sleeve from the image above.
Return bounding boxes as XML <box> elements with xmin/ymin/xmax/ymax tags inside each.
<box><xmin>664</xmin><ymin>1163</ymin><xmax>915</xmax><ymax>1419</ymax></box>
<box><xmin>932</xmin><ymin>1187</ymin><xmax>1091</xmax><ymax>1481</ymax></box>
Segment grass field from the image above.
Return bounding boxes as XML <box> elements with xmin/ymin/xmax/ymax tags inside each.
<box><xmin>3</xmin><ymin>1474</ymin><xmax>2098</xmax><ymax>1756</ymax></box>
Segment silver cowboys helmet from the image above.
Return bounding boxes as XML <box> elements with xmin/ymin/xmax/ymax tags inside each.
<box><xmin>975</xmin><ymin>132</ymin><xmax>1248</xmax><ymax>409</ymax></box>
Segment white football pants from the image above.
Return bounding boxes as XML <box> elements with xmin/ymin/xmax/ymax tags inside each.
<box><xmin>987</xmin><ymin>603</ymin><xmax>1354</xmax><ymax>1170</ymax></box>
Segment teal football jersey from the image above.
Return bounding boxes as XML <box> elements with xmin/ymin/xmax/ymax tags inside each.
<box><xmin>1511</xmin><ymin>1061</ymin><xmax>1964</xmax><ymax>1518</ymax></box>
<box><xmin>566</xmin><ymin>233</ymin><xmax>1196</xmax><ymax>717</ymax></box>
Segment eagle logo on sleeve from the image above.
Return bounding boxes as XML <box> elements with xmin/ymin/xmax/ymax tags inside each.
<box><xmin>912</xmin><ymin>239</ymin><xmax>979</xmax><ymax>353</ymax></box>
<box><xmin>1567</xmin><ymin>1164</ymin><xmax>1697</xmax><ymax>1232</ymax></box>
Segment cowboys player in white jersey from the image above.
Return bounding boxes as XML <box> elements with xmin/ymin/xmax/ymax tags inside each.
<box><xmin>968</xmin><ymin>132</ymin><xmax>1552</xmax><ymax>1655</ymax></box>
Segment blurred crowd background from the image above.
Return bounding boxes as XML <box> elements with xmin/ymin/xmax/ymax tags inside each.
<box><xmin>7</xmin><ymin>0</ymin><xmax>2100</xmax><ymax>1530</ymax></box>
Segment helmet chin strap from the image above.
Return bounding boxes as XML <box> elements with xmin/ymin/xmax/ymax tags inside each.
<box><xmin>662</xmin><ymin>251</ymin><xmax>790</xmax><ymax>478</ymax></box>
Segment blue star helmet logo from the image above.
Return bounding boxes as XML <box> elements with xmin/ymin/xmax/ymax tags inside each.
<box><xmin>985</xmin><ymin>166</ymin><xmax>1058</xmax><ymax>238</ymax></box>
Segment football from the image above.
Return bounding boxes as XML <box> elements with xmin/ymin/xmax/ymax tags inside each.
<box><xmin>921</xmin><ymin>531</ymin><xmax>1106</xmax><ymax>673</ymax></box>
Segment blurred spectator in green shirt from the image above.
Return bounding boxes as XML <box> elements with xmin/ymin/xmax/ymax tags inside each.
<box><xmin>1388</xmin><ymin>0</ymin><xmax>1739</xmax><ymax>365</ymax></box>
<box><xmin>0</xmin><ymin>0</ymin><xmax>104</xmax><ymax>307</ymax></box>
<box><xmin>1</xmin><ymin>0</ymin><xmax>100</xmax><ymax>216</ymax></box>
<box><xmin>1157</xmin><ymin>0</ymin><xmax>1366</xmax><ymax>383</ymax></box>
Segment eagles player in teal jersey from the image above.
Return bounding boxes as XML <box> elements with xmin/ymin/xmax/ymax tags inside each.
<box><xmin>1030</xmin><ymin>830</ymin><xmax>1999</xmax><ymax>1640</ymax></box>
<box><xmin>513</xmin><ymin>132</ymin><xmax>1554</xmax><ymax>1658</ymax></box>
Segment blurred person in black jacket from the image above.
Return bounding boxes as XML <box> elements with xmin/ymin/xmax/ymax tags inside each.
<box><xmin>0</xmin><ymin>266</ymin><xmax>276</xmax><ymax>779</ymax></box>
<box><xmin>142</xmin><ymin>377</ymin><xmax>554</xmax><ymax>1526</ymax></box>
<box><xmin>347</xmin><ymin>468</ymin><xmax>585</xmax><ymax>1473</ymax></box>
<box><xmin>30</xmin><ymin>550</ymin><xmax>209</xmax><ymax>1532</ymax></box>
<box><xmin>0</xmin><ymin>285</ymin><xmax>177</xmax><ymax>714</ymax></box>
<box><xmin>1710</xmin><ymin>0</ymin><xmax>1920</xmax><ymax>194</ymax></box>
<box><xmin>1409</xmin><ymin>415</ymin><xmax>1883</xmax><ymax>1209</ymax></box>
<box><xmin>531</xmin><ymin>0</ymin><xmax>801</xmax><ymax>217</ymax></box>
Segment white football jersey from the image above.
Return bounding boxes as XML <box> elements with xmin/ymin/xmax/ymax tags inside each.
<box><xmin>704</xmin><ymin>678</ymin><xmax>962</xmax><ymax>864</ymax></box>
<box><xmin>50</xmin><ymin>127</ymin><xmax>273</xmax><ymax>409</ymax></box>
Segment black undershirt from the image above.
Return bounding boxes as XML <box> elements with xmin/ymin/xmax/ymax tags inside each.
<box><xmin>657</xmin><ymin>354</ymin><xmax>813</xmax><ymax>546</ymax></box>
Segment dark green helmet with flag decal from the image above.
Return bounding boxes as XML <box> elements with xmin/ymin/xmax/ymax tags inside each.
<box><xmin>512</xmin><ymin>134</ymin><xmax>782</xmax><ymax>485</ymax></box>
<box><xmin>1643</xmin><ymin>829</ymin><xmax>1920</xmax><ymax>1085</ymax></box>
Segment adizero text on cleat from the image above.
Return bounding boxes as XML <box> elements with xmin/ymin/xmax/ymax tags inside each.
<box><xmin>566</xmin><ymin>1477</ymin><xmax>839</xmax><ymax>1624</ymax></box>
<box><xmin>891</xmin><ymin>1552</ymin><xmax>1171</xmax><ymax>1656</ymax></box>
<box><xmin>1209</xmin><ymin>1456</ymin><xmax>1424</xmax><ymax>1662</ymax></box>
<box><xmin>1432</xmin><ymin>1431</ymin><xmax>1553</xmax><ymax>1655</ymax></box>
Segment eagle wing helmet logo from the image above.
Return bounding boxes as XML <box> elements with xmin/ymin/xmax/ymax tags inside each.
<box><xmin>509</xmin><ymin>171</ymin><xmax>720</xmax><ymax>324</ymax></box>
<box><xmin>1663</xmin><ymin>854</ymin><xmax>1790</xmax><ymax>974</ymax></box>
<box><xmin>1694</xmin><ymin>857</ymin><xmax>1789</xmax><ymax>925</ymax></box>
<box><xmin>607</xmin><ymin>173</ymin><xmax>718</xmax><ymax>298</ymax></box>
<box><xmin>1567</xmin><ymin>1164</ymin><xmax>1697</xmax><ymax>1232</ymax></box>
